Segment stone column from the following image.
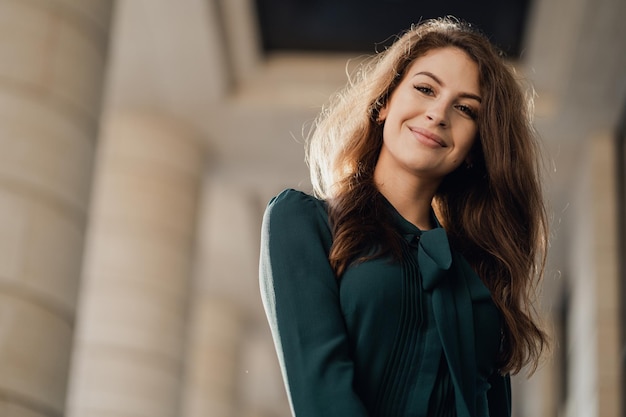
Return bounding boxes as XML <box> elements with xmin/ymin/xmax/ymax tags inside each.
<box><xmin>0</xmin><ymin>0</ymin><xmax>112</xmax><ymax>416</ymax></box>
<box><xmin>179</xmin><ymin>182</ymin><xmax>251</xmax><ymax>417</ymax></box>
<box><xmin>589</xmin><ymin>133</ymin><xmax>622</xmax><ymax>417</ymax></box>
<box><xmin>65</xmin><ymin>112</ymin><xmax>206</xmax><ymax>417</ymax></box>
<box><xmin>180</xmin><ymin>181</ymin><xmax>291</xmax><ymax>417</ymax></box>
<box><xmin>566</xmin><ymin>132</ymin><xmax>622</xmax><ymax>417</ymax></box>
<box><xmin>181</xmin><ymin>298</ymin><xmax>245</xmax><ymax>417</ymax></box>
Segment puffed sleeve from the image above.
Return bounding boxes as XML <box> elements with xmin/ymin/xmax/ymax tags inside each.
<box><xmin>259</xmin><ymin>189</ymin><xmax>369</xmax><ymax>417</ymax></box>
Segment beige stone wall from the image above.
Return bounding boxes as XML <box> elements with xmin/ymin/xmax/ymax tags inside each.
<box><xmin>0</xmin><ymin>0</ymin><xmax>112</xmax><ymax>416</ymax></box>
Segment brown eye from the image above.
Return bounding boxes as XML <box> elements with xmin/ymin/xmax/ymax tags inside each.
<box><xmin>456</xmin><ymin>104</ymin><xmax>477</xmax><ymax>120</ymax></box>
<box><xmin>414</xmin><ymin>85</ymin><xmax>434</xmax><ymax>95</ymax></box>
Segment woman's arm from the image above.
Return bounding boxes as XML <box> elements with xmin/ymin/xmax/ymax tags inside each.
<box><xmin>260</xmin><ymin>189</ymin><xmax>369</xmax><ymax>417</ymax></box>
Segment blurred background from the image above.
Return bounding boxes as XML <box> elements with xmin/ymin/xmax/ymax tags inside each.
<box><xmin>0</xmin><ymin>0</ymin><xmax>624</xmax><ymax>416</ymax></box>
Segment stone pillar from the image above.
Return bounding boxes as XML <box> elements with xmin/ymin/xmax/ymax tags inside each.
<box><xmin>589</xmin><ymin>133</ymin><xmax>622</xmax><ymax>417</ymax></box>
<box><xmin>180</xmin><ymin>181</ymin><xmax>291</xmax><ymax>417</ymax></box>
<box><xmin>0</xmin><ymin>0</ymin><xmax>112</xmax><ymax>416</ymax></box>
<box><xmin>65</xmin><ymin>112</ymin><xmax>206</xmax><ymax>417</ymax></box>
<box><xmin>181</xmin><ymin>298</ymin><xmax>245</xmax><ymax>417</ymax></box>
<box><xmin>179</xmin><ymin>182</ymin><xmax>251</xmax><ymax>417</ymax></box>
<box><xmin>566</xmin><ymin>132</ymin><xmax>622</xmax><ymax>417</ymax></box>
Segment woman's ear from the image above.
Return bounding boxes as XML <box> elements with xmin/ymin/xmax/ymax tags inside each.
<box><xmin>377</xmin><ymin>104</ymin><xmax>388</xmax><ymax>124</ymax></box>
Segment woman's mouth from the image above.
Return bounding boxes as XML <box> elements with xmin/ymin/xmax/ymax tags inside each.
<box><xmin>410</xmin><ymin>127</ymin><xmax>447</xmax><ymax>148</ymax></box>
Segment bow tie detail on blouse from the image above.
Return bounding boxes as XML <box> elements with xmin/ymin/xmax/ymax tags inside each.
<box><xmin>404</xmin><ymin>227</ymin><xmax>453</xmax><ymax>291</ymax></box>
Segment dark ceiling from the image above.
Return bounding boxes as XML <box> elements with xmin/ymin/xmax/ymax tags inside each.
<box><xmin>254</xmin><ymin>0</ymin><xmax>531</xmax><ymax>57</ymax></box>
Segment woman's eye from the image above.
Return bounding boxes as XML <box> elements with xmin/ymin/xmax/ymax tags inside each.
<box><xmin>414</xmin><ymin>85</ymin><xmax>434</xmax><ymax>95</ymax></box>
<box><xmin>456</xmin><ymin>104</ymin><xmax>477</xmax><ymax>119</ymax></box>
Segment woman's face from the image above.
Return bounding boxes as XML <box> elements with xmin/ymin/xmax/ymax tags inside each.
<box><xmin>376</xmin><ymin>47</ymin><xmax>481</xmax><ymax>184</ymax></box>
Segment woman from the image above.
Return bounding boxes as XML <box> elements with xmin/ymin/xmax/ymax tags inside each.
<box><xmin>260</xmin><ymin>17</ymin><xmax>549</xmax><ymax>417</ymax></box>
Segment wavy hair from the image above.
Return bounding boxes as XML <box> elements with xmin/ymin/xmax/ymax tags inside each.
<box><xmin>306</xmin><ymin>17</ymin><xmax>549</xmax><ymax>375</ymax></box>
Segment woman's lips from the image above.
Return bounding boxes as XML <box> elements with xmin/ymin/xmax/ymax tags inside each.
<box><xmin>410</xmin><ymin>127</ymin><xmax>447</xmax><ymax>148</ymax></box>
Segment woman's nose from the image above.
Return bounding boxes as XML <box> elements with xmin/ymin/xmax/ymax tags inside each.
<box><xmin>425</xmin><ymin>101</ymin><xmax>448</xmax><ymax>127</ymax></box>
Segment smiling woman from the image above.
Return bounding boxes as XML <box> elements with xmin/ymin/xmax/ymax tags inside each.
<box><xmin>375</xmin><ymin>47</ymin><xmax>482</xmax><ymax>216</ymax></box>
<box><xmin>259</xmin><ymin>17</ymin><xmax>549</xmax><ymax>417</ymax></box>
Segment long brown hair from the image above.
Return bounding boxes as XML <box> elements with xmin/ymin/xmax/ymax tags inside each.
<box><xmin>306</xmin><ymin>17</ymin><xmax>549</xmax><ymax>375</ymax></box>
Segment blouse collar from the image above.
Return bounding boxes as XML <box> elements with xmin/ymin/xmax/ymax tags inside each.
<box><xmin>380</xmin><ymin>194</ymin><xmax>452</xmax><ymax>291</ymax></box>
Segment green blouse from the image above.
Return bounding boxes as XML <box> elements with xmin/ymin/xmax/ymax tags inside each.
<box><xmin>260</xmin><ymin>189</ymin><xmax>511</xmax><ymax>417</ymax></box>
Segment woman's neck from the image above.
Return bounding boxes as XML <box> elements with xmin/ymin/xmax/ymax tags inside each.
<box><xmin>374</xmin><ymin>167</ymin><xmax>440</xmax><ymax>230</ymax></box>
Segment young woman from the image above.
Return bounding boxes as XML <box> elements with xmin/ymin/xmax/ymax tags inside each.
<box><xmin>260</xmin><ymin>17</ymin><xmax>549</xmax><ymax>417</ymax></box>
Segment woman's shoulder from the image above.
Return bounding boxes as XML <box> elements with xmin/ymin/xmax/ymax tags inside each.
<box><xmin>262</xmin><ymin>189</ymin><xmax>333</xmax><ymax>252</ymax></box>
<box><xmin>265</xmin><ymin>188</ymin><xmax>330</xmax><ymax>229</ymax></box>
<box><xmin>268</xmin><ymin>188</ymin><xmax>323</xmax><ymax>206</ymax></box>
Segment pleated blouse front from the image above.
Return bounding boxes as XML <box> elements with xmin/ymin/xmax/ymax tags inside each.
<box><xmin>260</xmin><ymin>189</ymin><xmax>511</xmax><ymax>417</ymax></box>
<box><xmin>341</xmin><ymin>239</ymin><xmax>456</xmax><ymax>416</ymax></box>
